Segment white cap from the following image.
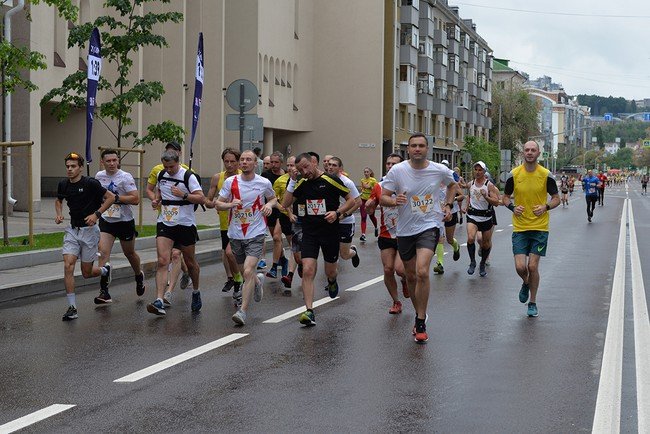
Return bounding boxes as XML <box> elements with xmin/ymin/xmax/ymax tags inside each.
<box><xmin>441</xmin><ymin>159</ymin><xmax>450</xmax><ymax>166</ymax></box>
<box><xmin>474</xmin><ymin>161</ymin><xmax>487</xmax><ymax>171</ymax></box>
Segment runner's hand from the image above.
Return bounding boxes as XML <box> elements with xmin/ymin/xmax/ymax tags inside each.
<box><xmin>230</xmin><ymin>199</ymin><xmax>242</xmax><ymax>208</ymax></box>
<box><xmin>55</xmin><ymin>215</ymin><xmax>64</xmax><ymax>224</ymax></box>
<box><xmin>513</xmin><ymin>205</ymin><xmax>524</xmax><ymax>216</ymax></box>
<box><xmin>324</xmin><ymin>211</ymin><xmax>337</xmax><ymax>223</ymax></box>
<box><xmin>261</xmin><ymin>203</ymin><xmax>273</xmax><ymax>217</ymax></box>
<box><xmin>395</xmin><ymin>192</ymin><xmax>407</xmax><ymax>206</ymax></box>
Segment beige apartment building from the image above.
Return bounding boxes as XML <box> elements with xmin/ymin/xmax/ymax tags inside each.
<box><xmin>2</xmin><ymin>0</ymin><xmax>492</xmax><ymax>211</ymax></box>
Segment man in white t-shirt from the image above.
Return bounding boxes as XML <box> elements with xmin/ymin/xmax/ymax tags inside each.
<box><xmin>380</xmin><ymin>133</ymin><xmax>457</xmax><ymax>344</ymax></box>
<box><xmin>94</xmin><ymin>149</ymin><xmax>144</xmax><ymax>304</ymax></box>
<box><xmin>327</xmin><ymin>156</ymin><xmax>361</xmax><ymax>268</ymax></box>
<box><xmin>216</xmin><ymin>150</ymin><xmax>277</xmax><ymax>326</ymax></box>
<box><xmin>147</xmin><ymin>150</ymin><xmax>205</xmax><ymax>316</ymax></box>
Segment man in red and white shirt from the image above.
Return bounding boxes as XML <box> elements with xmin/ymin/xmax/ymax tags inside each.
<box><xmin>365</xmin><ymin>153</ymin><xmax>408</xmax><ymax>314</ymax></box>
<box><xmin>216</xmin><ymin>150</ymin><xmax>277</xmax><ymax>326</ymax></box>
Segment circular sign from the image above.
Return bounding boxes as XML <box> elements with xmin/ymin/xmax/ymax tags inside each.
<box><xmin>225</xmin><ymin>79</ymin><xmax>258</xmax><ymax>112</ymax></box>
<box><xmin>499</xmin><ymin>171</ymin><xmax>508</xmax><ymax>183</ymax></box>
<box><xmin>462</xmin><ymin>152</ymin><xmax>472</xmax><ymax>164</ymax></box>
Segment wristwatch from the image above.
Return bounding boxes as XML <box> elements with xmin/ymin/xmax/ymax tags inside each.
<box><xmin>94</xmin><ymin>210</ymin><xmax>102</xmax><ymax>218</ymax></box>
<box><xmin>183</xmin><ymin>193</ymin><xmax>189</xmax><ymax>200</ymax></box>
<box><xmin>336</xmin><ymin>211</ymin><xmax>342</xmax><ymax>219</ymax></box>
<box><xmin>545</xmin><ymin>204</ymin><xmax>551</xmax><ymax>211</ymax></box>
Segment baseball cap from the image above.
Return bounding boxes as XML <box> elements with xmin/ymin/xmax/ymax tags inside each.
<box><xmin>474</xmin><ymin>161</ymin><xmax>486</xmax><ymax>171</ymax></box>
<box><xmin>165</xmin><ymin>141</ymin><xmax>182</xmax><ymax>151</ymax></box>
<box><xmin>441</xmin><ymin>159</ymin><xmax>450</xmax><ymax>166</ymax></box>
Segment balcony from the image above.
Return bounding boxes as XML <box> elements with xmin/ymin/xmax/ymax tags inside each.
<box><xmin>446</xmin><ymin>69</ymin><xmax>459</xmax><ymax>87</ymax></box>
<box><xmin>432</xmin><ymin>100</ymin><xmax>447</xmax><ymax>116</ymax></box>
<box><xmin>446</xmin><ymin>103</ymin><xmax>456</xmax><ymax>119</ymax></box>
<box><xmin>418</xmin><ymin>93</ymin><xmax>434</xmax><ymax>111</ymax></box>
<box><xmin>458</xmin><ymin>76</ymin><xmax>468</xmax><ymax>91</ymax></box>
<box><xmin>447</xmin><ymin>39</ymin><xmax>460</xmax><ymax>54</ymax></box>
<box><xmin>456</xmin><ymin>106</ymin><xmax>468</xmax><ymax>122</ymax></box>
<box><xmin>400</xmin><ymin>4</ymin><xmax>419</xmax><ymax>26</ymax></box>
<box><xmin>467</xmin><ymin>111</ymin><xmax>477</xmax><ymax>125</ymax></box>
<box><xmin>418</xmin><ymin>56</ymin><xmax>434</xmax><ymax>74</ymax></box>
<box><xmin>399</xmin><ymin>82</ymin><xmax>417</xmax><ymax>105</ymax></box>
<box><xmin>400</xmin><ymin>45</ymin><xmax>418</xmax><ymax>66</ymax></box>
<box><xmin>418</xmin><ymin>18</ymin><xmax>434</xmax><ymax>38</ymax></box>
<box><xmin>468</xmin><ymin>82</ymin><xmax>477</xmax><ymax>96</ymax></box>
<box><xmin>468</xmin><ymin>55</ymin><xmax>476</xmax><ymax>68</ymax></box>
<box><xmin>460</xmin><ymin>47</ymin><xmax>468</xmax><ymax>64</ymax></box>
<box><xmin>477</xmin><ymin>60</ymin><xmax>485</xmax><ymax>74</ymax></box>
<box><xmin>433</xmin><ymin>63</ymin><xmax>447</xmax><ymax>80</ymax></box>
<box><xmin>433</xmin><ymin>29</ymin><xmax>447</xmax><ymax>47</ymax></box>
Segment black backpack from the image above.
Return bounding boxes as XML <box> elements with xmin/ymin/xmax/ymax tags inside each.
<box><xmin>157</xmin><ymin>168</ymin><xmax>204</xmax><ymax>211</ymax></box>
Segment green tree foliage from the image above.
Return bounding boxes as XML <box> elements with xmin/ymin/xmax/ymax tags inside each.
<box><xmin>1</xmin><ymin>0</ymin><xmax>77</xmax><ymax>94</ymax></box>
<box><xmin>603</xmin><ymin>147</ymin><xmax>634</xmax><ymax>170</ymax></box>
<box><xmin>463</xmin><ymin>136</ymin><xmax>500</xmax><ymax>179</ymax></box>
<box><xmin>599</xmin><ymin>121</ymin><xmax>648</xmax><ymax>144</ymax></box>
<box><xmin>576</xmin><ymin>94</ymin><xmax>636</xmax><ymax>116</ymax></box>
<box><xmin>633</xmin><ymin>147</ymin><xmax>650</xmax><ymax>169</ymax></box>
<box><xmin>40</xmin><ymin>0</ymin><xmax>184</xmax><ymax>148</ymax></box>
<box><xmin>489</xmin><ymin>84</ymin><xmax>539</xmax><ymax>161</ymax></box>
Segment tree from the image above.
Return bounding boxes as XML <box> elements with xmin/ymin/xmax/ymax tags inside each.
<box><xmin>633</xmin><ymin>147</ymin><xmax>650</xmax><ymax>169</ymax></box>
<box><xmin>489</xmin><ymin>84</ymin><xmax>539</xmax><ymax>162</ymax></box>
<box><xmin>463</xmin><ymin>136</ymin><xmax>500</xmax><ymax>182</ymax></box>
<box><xmin>604</xmin><ymin>147</ymin><xmax>634</xmax><ymax>170</ymax></box>
<box><xmin>41</xmin><ymin>0</ymin><xmax>184</xmax><ymax>150</ymax></box>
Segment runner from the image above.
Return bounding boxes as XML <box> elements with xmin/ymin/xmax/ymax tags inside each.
<box><xmin>380</xmin><ymin>133</ymin><xmax>457</xmax><ymax>343</ymax></box>
<box><xmin>559</xmin><ymin>174</ymin><xmax>569</xmax><ymax>207</ymax></box>
<box><xmin>94</xmin><ymin>149</ymin><xmax>144</xmax><ymax>304</ymax></box>
<box><xmin>453</xmin><ymin>165</ymin><xmax>466</xmax><ymax>224</ymax></box>
<box><xmin>365</xmin><ymin>153</ymin><xmax>408</xmax><ymax>314</ymax></box>
<box><xmin>597</xmin><ymin>170</ymin><xmax>608</xmax><ymax>206</ymax></box>
<box><xmin>464</xmin><ymin>161</ymin><xmax>500</xmax><ymax>277</ymax></box>
<box><xmin>641</xmin><ymin>174</ymin><xmax>648</xmax><ymax>195</ymax></box>
<box><xmin>56</xmin><ymin>152</ymin><xmax>115</xmax><ymax>321</ymax></box>
<box><xmin>433</xmin><ymin>178</ymin><xmax>464</xmax><ymax>275</ymax></box>
<box><xmin>205</xmin><ymin>148</ymin><xmax>243</xmax><ymax>296</ymax></box>
<box><xmin>216</xmin><ymin>150</ymin><xmax>277</xmax><ymax>326</ymax></box>
<box><xmin>568</xmin><ymin>175</ymin><xmax>575</xmax><ymax>196</ymax></box>
<box><xmin>359</xmin><ymin>167</ymin><xmax>379</xmax><ymax>242</ymax></box>
<box><xmin>582</xmin><ymin>169</ymin><xmax>600</xmax><ymax>223</ymax></box>
<box><xmin>282</xmin><ymin>152</ymin><xmax>356</xmax><ymax>327</ymax></box>
<box><xmin>276</xmin><ymin>156</ymin><xmax>299</xmax><ymax>293</ymax></box>
<box><xmin>147</xmin><ymin>150</ymin><xmax>205</xmax><ymax>316</ymax></box>
<box><xmin>502</xmin><ymin>140</ymin><xmax>560</xmax><ymax>318</ymax></box>
<box><xmin>327</xmin><ymin>156</ymin><xmax>361</xmax><ymax>269</ymax></box>
<box><xmin>262</xmin><ymin>152</ymin><xmax>290</xmax><ymax>280</ymax></box>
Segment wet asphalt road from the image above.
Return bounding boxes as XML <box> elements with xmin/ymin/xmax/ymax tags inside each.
<box><xmin>1</xmin><ymin>183</ymin><xmax>648</xmax><ymax>433</ymax></box>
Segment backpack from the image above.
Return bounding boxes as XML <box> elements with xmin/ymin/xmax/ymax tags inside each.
<box><xmin>157</xmin><ymin>167</ymin><xmax>205</xmax><ymax>211</ymax></box>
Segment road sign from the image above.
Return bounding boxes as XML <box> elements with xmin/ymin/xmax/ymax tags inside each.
<box><xmin>542</xmin><ymin>152</ymin><xmax>549</xmax><ymax>160</ymax></box>
<box><xmin>643</xmin><ymin>139</ymin><xmax>650</xmax><ymax>148</ymax></box>
<box><xmin>226</xmin><ymin>114</ymin><xmax>263</xmax><ymax>141</ymax></box>
<box><xmin>604</xmin><ymin>113</ymin><xmax>613</xmax><ymax>121</ymax></box>
<box><xmin>225</xmin><ymin>79</ymin><xmax>258</xmax><ymax>112</ymax></box>
<box><xmin>462</xmin><ymin>152</ymin><xmax>472</xmax><ymax>164</ymax></box>
<box><xmin>644</xmin><ymin>113</ymin><xmax>650</xmax><ymax>122</ymax></box>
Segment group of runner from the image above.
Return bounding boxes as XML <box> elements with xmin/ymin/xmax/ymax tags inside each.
<box><xmin>55</xmin><ymin>136</ymin><xmax>563</xmax><ymax>343</ymax></box>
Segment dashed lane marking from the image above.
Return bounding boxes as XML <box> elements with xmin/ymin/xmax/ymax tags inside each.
<box><xmin>0</xmin><ymin>404</ymin><xmax>76</xmax><ymax>434</ymax></box>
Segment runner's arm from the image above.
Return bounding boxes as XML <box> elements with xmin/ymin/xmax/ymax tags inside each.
<box><xmin>204</xmin><ymin>174</ymin><xmax>220</xmax><ymax>208</ymax></box>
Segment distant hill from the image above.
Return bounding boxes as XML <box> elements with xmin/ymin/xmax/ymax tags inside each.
<box><xmin>576</xmin><ymin>94</ymin><xmax>637</xmax><ymax>116</ymax></box>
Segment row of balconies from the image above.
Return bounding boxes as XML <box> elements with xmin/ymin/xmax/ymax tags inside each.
<box><xmin>407</xmin><ymin>88</ymin><xmax>491</xmax><ymax>130</ymax></box>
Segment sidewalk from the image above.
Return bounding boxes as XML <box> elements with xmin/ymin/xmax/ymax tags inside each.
<box><xmin>0</xmin><ymin>198</ymin><xmax>226</xmax><ymax>303</ymax></box>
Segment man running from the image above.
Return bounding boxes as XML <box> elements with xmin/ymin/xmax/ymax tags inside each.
<box><xmin>56</xmin><ymin>152</ymin><xmax>115</xmax><ymax>321</ymax></box>
<box><xmin>582</xmin><ymin>169</ymin><xmax>600</xmax><ymax>223</ymax></box>
<box><xmin>381</xmin><ymin>133</ymin><xmax>457</xmax><ymax>343</ymax></box>
<box><xmin>327</xmin><ymin>156</ymin><xmax>361</xmax><ymax>269</ymax></box>
<box><xmin>365</xmin><ymin>153</ymin><xmax>408</xmax><ymax>314</ymax></box>
<box><xmin>641</xmin><ymin>174</ymin><xmax>648</xmax><ymax>195</ymax></box>
<box><xmin>359</xmin><ymin>167</ymin><xmax>379</xmax><ymax>242</ymax></box>
<box><xmin>216</xmin><ymin>150</ymin><xmax>277</xmax><ymax>326</ymax></box>
<box><xmin>559</xmin><ymin>174</ymin><xmax>569</xmax><ymax>207</ymax></box>
<box><xmin>94</xmin><ymin>149</ymin><xmax>144</xmax><ymax>304</ymax></box>
<box><xmin>282</xmin><ymin>152</ymin><xmax>356</xmax><ymax>326</ymax></box>
<box><xmin>147</xmin><ymin>150</ymin><xmax>205</xmax><ymax>316</ymax></box>
<box><xmin>205</xmin><ymin>148</ymin><xmax>243</xmax><ymax>295</ymax></box>
<box><xmin>432</xmin><ymin>159</ymin><xmax>464</xmax><ymax>274</ymax></box>
<box><xmin>262</xmin><ymin>151</ymin><xmax>290</xmax><ymax>279</ymax></box>
<box><xmin>597</xmin><ymin>170</ymin><xmax>608</xmax><ymax>206</ymax></box>
<box><xmin>502</xmin><ymin>140</ymin><xmax>560</xmax><ymax>318</ymax></box>
<box><xmin>274</xmin><ymin>156</ymin><xmax>299</xmax><ymax>293</ymax></box>
<box><xmin>464</xmin><ymin>161</ymin><xmax>500</xmax><ymax>277</ymax></box>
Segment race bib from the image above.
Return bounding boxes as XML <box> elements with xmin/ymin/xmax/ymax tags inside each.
<box><xmin>306</xmin><ymin>199</ymin><xmax>327</xmax><ymax>216</ymax></box>
<box><xmin>410</xmin><ymin>194</ymin><xmax>435</xmax><ymax>214</ymax></box>
<box><xmin>102</xmin><ymin>204</ymin><xmax>121</xmax><ymax>219</ymax></box>
<box><xmin>161</xmin><ymin>205</ymin><xmax>180</xmax><ymax>223</ymax></box>
<box><xmin>298</xmin><ymin>204</ymin><xmax>306</xmax><ymax>217</ymax></box>
<box><xmin>233</xmin><ymin>207</ymin><xmax>254</xmax><ymax>225</ymax></box>
<box><xmin>384</xmin><ymin>208</ymin><xmax>398</xmax><ymax>229</ymax></box>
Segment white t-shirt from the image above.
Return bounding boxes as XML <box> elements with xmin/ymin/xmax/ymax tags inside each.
<box><xmin>338</xmin><ymin>174</ymin><xmax>360</xmax><ymax>224</ymax></box>
<box><xmin>95</xmin><ymin>169</ymin><xmax>137</xmax><ymax>222</ymax></box>
<box><xmin>468</xmin><ymin>179</ymin><xmax>492</xmax><ymax>223</ymax></box>
<box><xmin>381</xmin><ymin>160</ymin><xmax>455</xmax><ymax>237</ymax></box>
<box><xmin>218</xmin><ymin>174</ymin><xmax>275</xmax><ymax>240</ymax></box>
<box><xmin>157</xmin><ymin>167</ymin><xmax>202</xmax><ymax>227</ymax></box>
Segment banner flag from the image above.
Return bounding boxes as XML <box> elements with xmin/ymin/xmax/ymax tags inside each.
<box><xmin>189</xmin><ymin>32</ymin><xmax>204</xmax><ymax>165</ymax></box>
<box><xmin>85</xmin><ymin>27</ymin><xmax>102</xmax><ymax>163</ymax></box>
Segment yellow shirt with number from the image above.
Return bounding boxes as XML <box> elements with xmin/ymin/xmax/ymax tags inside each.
<box><xmin>216</xmin><ymin>170</ymin><xmax>242</xmax><ymax>229</ymax></box>
<box><xmin>273</xmin><ymin>173</ymin><xmax>291</xmax><ymax>216</ymax></box>
<box><xmin>506</xmin><ymin>164</ymin><xmax>558</xmax><ymax>232</ymax></box>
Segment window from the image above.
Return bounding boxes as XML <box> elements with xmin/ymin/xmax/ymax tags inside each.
<box><xmin>445</xmin><ymin>23</ymin><xmax>460</xmax><ymax>41</ymax></box>
<box><xmin>435</xmin><ymin>79</ymin><xmax>447</xmax><ymax>100</ymax></box>
<box><xmin>400</xmin><ymin>64</ymin><xmax>417</xmax><ymax>85</ymax></box>
<box><xmin>403</xmin><ymin>0</ymin><xmax>419</xmax><ymax>10</ymax></box>
<box><xmin>422</xmin><ymin>3</ymin><xmax>432</xmax><ymax>20</ymax></box>
<box><xmin>434</xmin><ymin>47</ymin><xmax>448</xmax><ymax>66</ymax></box>
<box><xmin>460</xmin><ymin>33</ymin><xmax>470</xmax><ymax>50</ymax></box>
<box><xmin>417</xmin><ymin>73</ymin><xmax>434</xmax><ymax>94</ymax></box>
<box><xmin>448</xmin><ymin>54</ymin><xmax>459</xmax><ymax>73</ymax></box>
<box><xmin>400</xmin><ymin>24</ymin><xmax>419</xmax><ymax>48</ymax></box>
<box><xmin>418</xmin><ymin>37</ymin><xmax>433</xmax><ymax>59</ymax></box>
<box><xmin>470</xmin><ymin>41</ymin><xmax>478</xmax><ymax>57</ymax></box>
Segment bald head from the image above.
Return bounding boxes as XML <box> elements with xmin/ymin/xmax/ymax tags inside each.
<box><xmin>524</xmin><ymin>140</ymin><xmax>540</xmax><ymax>151</ymax></box>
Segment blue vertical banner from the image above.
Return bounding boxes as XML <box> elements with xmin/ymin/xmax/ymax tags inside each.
<box><xmin>189</xmin><ymin>32</ymin><xmax>204</xmax><ymax>168</ymax></box>
<box><xmin>86</xmin><ymin>27</ymin><xmax>102</xmax><ymax>164</ymax></box>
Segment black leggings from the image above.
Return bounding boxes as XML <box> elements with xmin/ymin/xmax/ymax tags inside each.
<box><xmin>597</xmin><ymin>188</ymin><xmax>605</xmax><ymax>205</ymax></box>
<box><xmin>586</xmin><ymin>196</ymin><xmax>597</xmax><ymax>215</ymax></box>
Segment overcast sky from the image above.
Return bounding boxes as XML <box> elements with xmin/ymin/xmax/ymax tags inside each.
<box><xmin>454</xmin><ymin>1</ymin><xmax>650</xmax><ymax>100</ymax></box>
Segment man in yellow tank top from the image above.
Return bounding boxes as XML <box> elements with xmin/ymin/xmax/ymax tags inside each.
<box><xmin>502</xmin><ymin>141</ymin><xmax>560</xmax><ymax>318</ymax></box>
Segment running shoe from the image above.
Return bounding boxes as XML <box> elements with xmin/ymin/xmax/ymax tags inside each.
<box><xmin>588</xmin><ymin>216</ymin><xmax>592</xmax><ymax>223</ymax></box>
<box><xmin>411</xmin><ymin>314</ymin><xmax>429</xmax><ymax>335</ymax></box>
<box><xmin>281</xmin><ymin>274</ymin><xmax>293</xmax><ymax>289</ymax></box>
<box><xmin>191</xmin><ymin>290</ymin><xmax>202</xmax><ymax>312</ymax></box>
<box><xmin>389</xmin><ymin>300</ymin><xmax>402</xmax><ymax>314</ymax></box>
<box><xmin>453</xmin><ymin>245</ymin><xmax>460</xmax><ymax>261</ymax></box>
<box><xmin>62</xmin><ymin>305</ymin><xmax>78</xmax><ymax>321</ymax></box>
<box><xmin>467</xmin><ymin>262</ymin><xmax>476</xmax><ymax>275</ymax></box>
<box><xmin>360</xmin><ymin>234</ymin><xmax>366</xmax><ymax>243</ymax></box>
<box><xmin>232</xmin><ymin>309</ymin><xmax>246</xmax><ymax>326</ymax></box>
<box><xmin>94</xmin><ymin>289</ymin><xmax>112</xmax><ymax>304</ymax></box>
<box><xmin>180</xmin><ymin>272</ymin><xmax>191</xmax><ymax>290</ymax></box>
<box><xmin>527</xmin><ymin>302</ymin><xmax>538</xmax><ymax>317</ymax></box>
<box><xmin>147</xmin><ymin>299</ymin><xmax>166</xmax><ymax>316</ymax></box>
<box><xmin>479</xmin><ymin>263</ymin><xmax>487</xmax><ymax>277</ymax></box>
<box><xmin>433</xmin><ymin>262</ymin><xmax>444</xmax><ymax>274</ymax></box>
<box><xmin>266</xmin><ymin>267</ymin><xmax>278</xmax><ymax>279</ymax></box>
<box><xmin>99</xmin><ymin>263</ymin><xmax>112</xmax><ymax>290</ymax></box>
<box><xmin>414</xmin><ymin>329</ymin><xmax>429</xmax><ymax>343</ymax></box>
<box><xmin>232</xmin><ymin>283</ymin><xmax>242</xmax><ymax>300</ymax></box>
<box><xmin>299</xmin><ymin>310</ymin><xmax>316</xmax><ymax>326</ymax></box>
<box><xmin>374</xmin><ymin>227</ymin><xmax>379</xmax><ymax>237</ymax></box>
<box><xmin>257</xmin><ymin>259</ymin><xmax>267</xmax><ymax>270</ymax></box>
<box><xmin>135</xmin><ymin>271</ymin><xmax>146</xmax><ymax>296</ymax></box>
<box><xmin>519</xmin><ymin>283</ymin><xmax>530</xmax><ymax>303</ymax></box>
<box><xmin>222</xmin><ymin>279</ymin><xmax>235</xmax><ymax>293</ymax></box>
<box><xmin>401</xmin><ymin>278</ymin><xmax>410</xmax><ymax>298</ymax></box>
<box><xmin>279</xmin><ymin>255</ymin><xmax>289</xmax><ymax>277</ymax></box>
<box><xmin>254</xmin><ymin>272</ymin><xmax>265</xmax><ymax>302</ymax></box>
<box><xmin>351</xmin><ymin>245</ymin><xmax>360</xmax><ymax>268</ymax></box>
<box><xmin>327</xmin><ymin>279</ymin><xmax>339</xmax><ymax>298</ymax></box>
<box><xmin>163</xmin><ymin>291</ymin><xmax>173</xmax><ymax>307</ymax></box>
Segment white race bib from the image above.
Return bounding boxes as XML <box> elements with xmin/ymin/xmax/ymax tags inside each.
<box><xmin>233</xmin><ymin>207</ymin><xmax>254</xmax><ymax>225</ymax></box>
<box><xmin>298</xmin><ymin>204</ymin><xmax>306</xmax><ymax>217</ymax></box>
<box><xmin>102</xmin><ymin>204</ymin><xmax>121</xmax><ymax>219</ymax></box>
<box><xmin>409</xmin><ymin>194</ymin><xmax>435</xmax><ymax>215</ymax></box>
<box><xmin>161</xmin><ymin>205</ymin><xmax>180</xmax><ymax>223</ymax></box>
<box><xmin>384</xmin><ymin>208</ymin><xmax>398</xmax><ymax>229</ymax></box>
<box><xmin>306</xmin><ymin>199</ymin><xmax>327</xmax><ymax>216</ymax></box>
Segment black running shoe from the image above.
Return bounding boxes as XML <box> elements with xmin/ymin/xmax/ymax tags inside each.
<box><xmin>94</xmin><ymin>289</ymin><xmax>112</xmax><ymax>304</ymax></box>
<box><xmin>62</xmin><ymin>305</ymin><xmax>78</xmax><ymax>321</ymax></box>
<box><xmin>100</xmin><ymin>263</ymin><xmax>112</xmax><ymax>290</ymax></box>
<box><xmin>351</xmin><ymin>246</ymin><xmax>360</xmax><ymax>268</ymax></box>
<box><xmin>135</xmin><ymin>271</ymin><xmax>145</xmax><ymax>296</ymax></box>
<box><xmin>222</xmin><ymin>279</ymin><xmax>235</xmax><ymax>292</ymax></box>
<box><xmin>467</xmin><ymin>262</ymin><xmax>476</xmax><ymax>275</ymax></box>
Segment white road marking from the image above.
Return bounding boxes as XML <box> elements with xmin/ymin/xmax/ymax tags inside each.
<box><xmin>0</xmin><ymin>404</ymin><xmax>75</xmax><ymax>434</ymax></box>
<box><xmin>345</xmin><ymin>275</ymin><xmax>384</xmax><ymax>291</ymax></box>
<box><xmin>592</xmin><ymin>199</ymin><xmax>627</xmax><ymax>433</ymax></box>
<box><xmin>627</xmin><ymin>201</ymin><xmax>650</xmax><ymax>433</ymax></box>
<box><xmin>495</xmin><ymin>229</ymin><xmax>504</xmax><ymax>233</ymax></box>
<box><xmin>263</xmin><ymin>296</ymin><xmax>339</xmax><ymax>324</ymax></box>
<box><xmin>114</xmin><ymin>333</ymin><xmax>248</xmax><ymax>383</ymax></box>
